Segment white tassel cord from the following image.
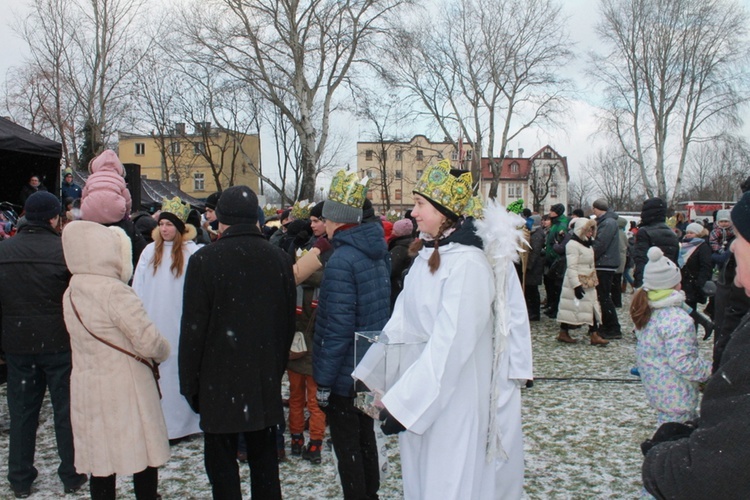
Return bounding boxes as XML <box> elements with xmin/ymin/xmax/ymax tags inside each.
<box><xmin>474</xmin><ymin>201</ymin><xmax>528</xmax><ymax>462</ymax></box>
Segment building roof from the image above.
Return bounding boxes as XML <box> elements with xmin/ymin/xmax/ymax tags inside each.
<box><xmin>480</xmin><ymin>145</ymin><xmax>569</xmax><ymax>181</ymax></box>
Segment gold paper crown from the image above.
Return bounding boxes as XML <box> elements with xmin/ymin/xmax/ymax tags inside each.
<box><xmin>464</xmin><ymin>195</ymin><xmax>484</xmax><ymax>219</ymax></box>
<box><xmin>161</xmin><ymin>196</ymin><xmax>190</xmax><ymax>222</ymax></box>
<box><xmin>327</xmin><ymin>170</ymin><xmax>369</xmax><ymax>208</ymax></box>
<box><xmin>413</xmin><ymin>159</ymin><xmax>473</xmax><ymax>217</ymax></box>
<box><xmin>291</xmin><ymin>200</ymin><xmax>312</xmax><ymax>220</ymax></box>
<box><xmin>263</xmin><ymin>204</ymin><xmax>279</xmax><ymax>218</ymax></box>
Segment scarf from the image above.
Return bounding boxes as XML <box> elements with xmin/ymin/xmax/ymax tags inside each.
<box><xmin>678</xmin><ymin>237</ymin><xmax>703</xmax><ymax>268</ymax></box>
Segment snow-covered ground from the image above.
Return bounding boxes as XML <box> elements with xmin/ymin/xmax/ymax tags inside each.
<box><xmin>0</xmin><ymin>292</ymin><xmax>713</xmax><ymax>498</ymax></box>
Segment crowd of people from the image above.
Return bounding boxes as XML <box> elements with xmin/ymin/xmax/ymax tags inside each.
<box><xmin>1</xmin><ymin>148</ymin><xmax>750</xmax><ymax>499</ymax></box>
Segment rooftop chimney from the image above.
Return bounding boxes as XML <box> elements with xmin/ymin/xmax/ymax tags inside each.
<box><xmin>507</xmin><ymin>150</ymin><xmax>513</xmax><ymax>157</ymax></box>
<box><xmin>518</xmin><ymin>147</ymin><xmax>524</xmax><ymax>157</ymax></box>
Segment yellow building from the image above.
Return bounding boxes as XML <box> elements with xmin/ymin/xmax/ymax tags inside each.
<box><xmin>356</xmin><ymin>135</ymin><xmax>474</xmax><ymax>213</ymax></box>
<box><xmin>118</xmin><ymin>122</ymin><xmax>260</xmax><ymax>199</ymax></box>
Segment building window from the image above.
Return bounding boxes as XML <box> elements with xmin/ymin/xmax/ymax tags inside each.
<box><xmin>170</xmin><ymin>142</ymin><xmax>181</xmax><ymax>155</ymax></box>
<box><xmin>193</xmin><ymin>142</ymin><xmax>205</xmax><ymax>155</ymax></box>
<box><xmin>366</xmin><ymin>149</ymin><xmax>373</xmax><ymax>161</ymax></box>
<box><xmin>135</xmin><ymin>143</ymin><xmax>145</xmax><ymax>155</ymax></box>
<box><xmin>395</xmin><ymin>189</ymin><xmax>402</xmax><ymax>201</ymax></box>
<box><xmin>510</xmin><ymin>162</ymin><xmax>519</xmax><ymax>174</ymax></box>
<box><xmin>451</xmin><ymin>150</ymin><xmax>459</xmax><ymax>161</ymax></box>
<box><xmin>416</xmin><ymin>169</ymin><xmax>423</xmax><ymax>179</ymax></box>
<box><xmin>168</xmin><ymin>172</ymin><xmax>179</xmax><ymax>184</ymax></box>
<box><xmin>416</xmin><ymin>150</ymin><xmax>424</xmax><ymax>161</ymax></box>
<box><xmin>395</xmin><ymin>150</ymin><xmax>403</xmax><ymax>161</ymax></box>
<box><xmin>395</xmin><ymin>170</ymin><xmax>402</xmax><ymax>180</ymax></box>
<box><xmin>193</xmin><ymin>172</ymin><xmax>205</xmax><ymax>191</ymax></box>
<box><xmin>382</xmin><ymin>151</ymin><xmax>387</xmax><ymax>161</ymax></box>
<box><xmin>543</xmin><ymin>151</ymin><xmax>552</xmax><ymax>159</ymax></box>
<box><xmin>508</xmin><ymin>183</ymin><xmax>522</xmax><ymax>199</ymax></box>
<box><xmin>466</xmin><ymin>150</ymin><xmax>473</xmax><ymax>161</ymax></box>
<box><xmin>550</xmin><ymin>183</ymin><xmax>558</xmax><ymax>198</ymax></box>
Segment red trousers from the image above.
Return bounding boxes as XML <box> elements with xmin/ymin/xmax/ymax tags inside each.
<box><xmin>287</xmin><ymin>370</ymin><xmax>326</xmax><ymax>441</ymax></box>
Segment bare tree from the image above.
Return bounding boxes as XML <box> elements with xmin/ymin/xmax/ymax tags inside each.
<box><xmin>10</xmin><ymin>0</ymin><xmax>151</xmax><ymax>168</ymax></box>
<box><xmin>591</xmin><ymin>0</ymin><xmax>750</xmax><ymax>205</ymax></box>
<box><xmin>180</xmin><ymin>0</ymin><xmax>409</xmax><ymax>201</ymax></box>
<box><xmin>583</xmin><ymin>147</ymin><xmax>644</xmax><ymax>211</ymax></box>
<box><xmin>379</xmin><ymin>0</ymin><xmax>572</xmax><ymax>198</ymax></box>
<box><xmin>528</xmin><ymin>160</ymin><xmax>559</xmax><ymax>214</ymax></box>
<box><xmin>678</xmin><ymin>138</ymin><xmax>750</xmax><ymax>201</ymax></box>
<box><xmin>567</xmin><ymin>174</ymin><xmax>594</xmax><ymax>212</ymax></box>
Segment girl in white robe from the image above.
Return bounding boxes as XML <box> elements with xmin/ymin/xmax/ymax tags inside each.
<box><xmin>363</xmin><ymin>165</ymin><xmax>532</xmax><ymax>499</ymax></box>
<box><xmin>133</xmin><ymin>199</ymin><xmax>201</xmax><ymax>440</ymax></box>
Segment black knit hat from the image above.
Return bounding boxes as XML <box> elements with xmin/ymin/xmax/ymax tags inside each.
<box><xmin>641</xmin><ymin>197</ymin><xmax>667</xmax><ymax>225</ymax></box>
<box><xmin>309</xmin><ymin>201</ymin><xmax>325</xmax><ymax>219</ymax></box>
<box><xmin>24</xmin><ymin>191</ymin><xmax>61</xmax><ymax>222</ymax></box>
<box><xmin>216</xmin><ymin>186</ymin><xmax>259</xmax><ymax>226</ymax></box>
<box><xmin>731</xmin><ymin>191</ymin><xmax>750</xmax><ymax>242</ymax></box>
<box><xmin>205</xmin><ymin>192</ymin><xmax>221</xmax><ymax>210</ymax></box>
<box><xmin>550</xmin><ymin>203</ymin><xmax>565</xmax><ymax>217</ymax></box>
<box><xmin>158</xmin><ymin>212</ymin><xmax>186</xmax><ymax>234</ymax></box>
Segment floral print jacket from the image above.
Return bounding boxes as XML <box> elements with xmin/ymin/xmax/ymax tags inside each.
<box><xmin>636</xmin><ymin>290</ymin><xmax>711</xmax><ymax>424</ymax></box>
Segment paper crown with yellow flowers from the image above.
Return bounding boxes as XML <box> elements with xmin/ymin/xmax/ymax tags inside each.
<box><xmin>464</xmin><ymin>195</ymin><xmax>484</xmax><ymax>220</ymax></box>
<box><xmin>322</xmin><ymin>170</ymin><xmax>370</xmax><ymax>224</ymax></box>
<box><xmin>161</xmin><ymin>196</ymin><xmax>190</xmax><ymax>222</ymax></box>
<box><xmin>413</xmin><ymin>159</ymin><xmax>473</xmax><ymax>219</ymax></box>
<box><xmin>327</xmin><ymin>170</ymin><xmax>369</xmax><ymax>208</ymax></box>
<box><xmin>291</xmin><ymin>200</ymin><xmax>312</xmax><ymax>220</ymax></box>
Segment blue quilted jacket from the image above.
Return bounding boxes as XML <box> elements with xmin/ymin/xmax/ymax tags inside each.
<box><xmin>313</xmin><ymin>221</ymin><xmax>391</xmax><ymax>396</ymax></box>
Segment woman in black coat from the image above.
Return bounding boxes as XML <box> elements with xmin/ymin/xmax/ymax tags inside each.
<box><xmin>679</xmin><ymin>223</ymin><xmax>713</xmax><ymax>312</ymax></box>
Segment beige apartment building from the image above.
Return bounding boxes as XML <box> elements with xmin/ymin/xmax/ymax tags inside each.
<box><xmin>356</xmin><ymin>135</ymin><xmax>474</xmax><ymax>213</ymax></box>
<box><xmin>118</xmin><ymin>122</ymin><xmax>260</xmax><ymax>199</ymax></box>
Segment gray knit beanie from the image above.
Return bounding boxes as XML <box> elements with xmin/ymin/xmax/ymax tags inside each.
<box><xmin>322</xmin><ymin>200</ymin><xmax>362</xmax><ymax>224</ymax></box>
<box><xmin>643</xmin><ymin>247</ymin><xmax>682</xmax><ymax>291</ymax></box>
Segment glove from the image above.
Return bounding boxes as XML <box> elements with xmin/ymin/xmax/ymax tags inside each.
<box><xmin>640</xmin><ymin>421</ymin><xmax>696</xmax><ymax>456</ymax></box>
<box><xmin>313</xmin><ymin>236</ymin><xmax>332</xmax><ymax>254</ymax></box>
<box><xmin>316</xmin><ymin>386</ymin><xmax>331</xmax><ymax>408</ymax></box>
<box><xmin>379</xmin><ymin>408</ymin><xmax>406</xmax><ymax>436</ymax></box>
<box><xmin>186</xmin><ymin>394</ymin><xmax>200</xmax><ymax>414</ymax></box>
<box><xmin>574</xmin><ymin>285</ymin><xmax>585</xmax><ymax>300</ymax></box>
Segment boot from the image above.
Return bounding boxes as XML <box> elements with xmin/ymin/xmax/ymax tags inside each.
<box><xmin>621</xmin><ymin>282</ymin><xmax>627</xmax><ymax>293</ymax></box>
<box><xmin>590</xmin><ymin>331</ymin><xmax>609</xmax><ymax>346</ymax></box>
<box><xmin>690</xmin><ymin>309</ymin><xmax>715</xmax><ymax>340</ymax></box>
<box><xmin>302</xmin><ymin>439</ymin><xmax>322</xmax><ymax>464</ymax></box>
<box><xmin>290</xmin><ymin>434</ymin><xmax>304</xmax><ymax>456</ymax></box>
<box><xmin>557</xmin><ymin>330</ymin><xmax>577</xmax><ymax>344</ymax></box>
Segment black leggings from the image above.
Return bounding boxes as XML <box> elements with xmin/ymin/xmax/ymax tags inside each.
<box><xmin>89</xmin><ymin>466</ymin><xmax>159</xmax><ymax>500</ymax></box>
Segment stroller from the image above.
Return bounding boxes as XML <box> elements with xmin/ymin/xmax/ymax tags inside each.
<box><xmin>0</xmin><ymin>201</ymin><xmax>21</xmax><ymax>239</ymax></box>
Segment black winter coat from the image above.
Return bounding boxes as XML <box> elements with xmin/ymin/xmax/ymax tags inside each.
<box><xmin>389</xmin><ymin>234</ymin><xmax>414</xmax><ymax>309</ymax></box>
<box><xmin>634</xmin><ymin>223</ymin><xmax>679</xmax><ymax>288</ymax></box>
<box><xmin>680</xmin><ymin>240</ymin><xmax>712</xmax><ymax>306</ymax></box>
<box><xmin>0</xmin><ymin>222</ymin><xmax>71</xmax><ymax>354</ymax></box>
<box><xmin>526</xmin><ymin>226</ymin><xmax>545</xmax><ymax>286</ymax></box>
<box><xmin>642</xmin><ymin>313</ymin><xmax>750</xmax><ymax>498</ymax></box>
<box><xmin>179</xmin><ymin>223</ymin><xmax>296</xmax><ymax>433</ymax></box>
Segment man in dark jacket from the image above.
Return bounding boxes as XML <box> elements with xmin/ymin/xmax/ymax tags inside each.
<box><xmin>633</xmin><ymin>197</ymin><xmax>679</xmax><ymax>288</ymax></box>
<box><xmin>313</xmin><ymin>171</ymin><xmax>391</xmax><ymax>500</ymax></box>
<box><xmin>179</xmin><ymin>186</ymin><xmax>296</xmax><ymax>500</ymax></box>
<box><xmin>592</xmin><ymin>199</ymin><xmax>622</xmax><ymax>338</ymax></box>
<box><xmin>0</xmin><ymin>192</ymin><xmax>87</xmax><ymax>498</ymax></box>
<box><xmin>60</xmin><ymin>171</ymin><xmax>82</xmax><ymax>201</ymax></box>
<box><xmin>642</xmin><ymin>191</ymin><xmax>750</xmax><ymax>498</ymax></box>
<box><xmin>526</xmin><ymin>214</ymin><xmax>545</xmax><ymax>321</ymax></box>
<box><xmin>543</xmin><ymin>203</ymin><xmax>569</xmax><ymax>317</ymax></box>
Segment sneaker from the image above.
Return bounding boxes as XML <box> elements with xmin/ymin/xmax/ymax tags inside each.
<box><xmin>13</xmin><ymin>490</ymin><xmax>31</xmax><ymax>499</ymax></box>
<box><xmin>302</xmin><ymin>439</ymin><xmax>322</xmax><ymax>464</ymax></box>
<box><xmin>290</xmin><ymin>434</ymin><xmax>304</xmax><ymax>456</ymax></box>
<box><xmin>64</xmin><ymin>474</ymin><xmax>88</xmax><ymax>494</ymax></box>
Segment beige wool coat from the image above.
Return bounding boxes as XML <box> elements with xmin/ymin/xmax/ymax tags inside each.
<box><xmin>556</xmin><ymin>218</ymin><xmax>603</xmax><ymax>327</ymax></box>
<box><xmin>61</xmin><ymin>221</ymin><xmax>171</xmax><ymax>477</ymax></box>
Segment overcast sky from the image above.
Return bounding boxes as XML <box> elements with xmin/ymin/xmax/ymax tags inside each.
<box><xmin>1</xmin><ymin>0</ymin><xmax>747</xmax><ymax>186</ymax></box>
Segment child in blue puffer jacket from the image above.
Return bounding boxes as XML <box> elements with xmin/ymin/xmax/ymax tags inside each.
<box><xmin>630</xmin><ymin>247</ymin><xmax>711</xmax><ymax>425</ymax></box>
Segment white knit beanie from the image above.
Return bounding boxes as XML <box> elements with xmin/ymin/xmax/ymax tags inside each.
<box><xmin>643</xmin><ymin>247</ymin><xmax>682</xmax><ymax>291</ymax></box>
<box><xmin>685</xmin><ymin>222</ymin><xmax>705</xmax><ymax>236</ymax></box>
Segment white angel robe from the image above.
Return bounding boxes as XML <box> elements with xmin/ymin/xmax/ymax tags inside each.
<box><xmin>133</xmin><ymin>240</ymin><xmax>201</xmax><ymax>440</ymax></box>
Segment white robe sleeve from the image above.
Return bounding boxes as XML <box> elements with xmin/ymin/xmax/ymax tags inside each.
<box><xmin>504</xmin><ymin>262</ymin><xmax>533</xmax><ymax>382</ymax></box>
<box><xmin>381</xmin><ymin>256</ymin><xmax>494</xmax><ymax>434</ymax></box>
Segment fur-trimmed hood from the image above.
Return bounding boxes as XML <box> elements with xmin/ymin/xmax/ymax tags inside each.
<box><xmin>62</xmin><ymin>220</ymin><xmax>133</xmax><ymax>283</ymax></box>
<box><xmin>150</xmin><ymin>223</ymin><xmax>198</xmax><ymax>245</ymax></box>
<box><xmin>573</xmin><ymin>217</ymin><xmax>597</xmax><ymax>241</ymax></box>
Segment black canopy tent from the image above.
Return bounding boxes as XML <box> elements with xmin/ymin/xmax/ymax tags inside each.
<box><xmin>0</xmin><ymin>117</ymin><xmax>62</xmax><ymax>208</ymax></box>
